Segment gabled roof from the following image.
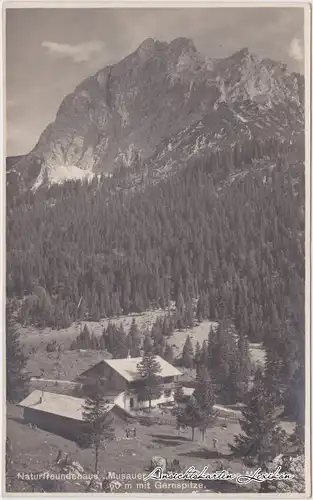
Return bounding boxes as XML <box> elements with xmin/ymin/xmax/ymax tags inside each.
<box><xmin>18</xmin><ymin>390</ymin><xmax>114</xmax><ymax>421</ymax></box>
<box><xmin>103</xmin><ymin>356</ymin><xmax>181</xmax><ymax>382</ymax></box>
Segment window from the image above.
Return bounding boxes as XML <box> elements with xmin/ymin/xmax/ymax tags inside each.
<box><xmin>129</xmin><ymin>397</ymin><xmax>134</xmax><ymax>408</ymax></box>
<box><xmin>164</xmin><ymin>389</ymin><xmax>171</xmax><ymax>398</ymax></box>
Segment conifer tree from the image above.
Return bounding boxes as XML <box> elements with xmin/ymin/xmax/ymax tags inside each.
<box><xmin>81</xmin><ymin>325</ymin><xmax>92</xmax><ymax>348</ymax></box>
<box><xmin>151</xmin><ymin>319</ymin><xmax>163</xmax><ymax>344</ymax></box>
<box><xmin>82</xmin><ymin>380</ymin><xmax>115</xmax><ymax>473</ymax></box>
<box><xmin>111</xmin><ymin>324</ymin><xmax>128</xmax><ymax>358</ymax></box>
<box><xmin>193</xmin><ymin>367</ymin><xmax>216</xmax><ymax>440</ymax></box>
<box><xmin>6</xmin><ymin>318</ymin><xmax>29</xmax><ymax>402</ymax></box>
<box><xmin>90</xmin><ymin>333</ymin><xmax>100</xmax><ymax>350</ymax></box>
<box><xmin>200</xmin><ymin>340</ymin><xmax>209</xmax><ymax>370</ymax></box>
<box><xmin>292</xmin><ymin>423</ymin><xmax>305</xmax><ymax>456</ymax></box>
<box><xmin>176</xmin><ymin>395</ymin><xmax>202</xmax><ymax>441</ymax></box>
<box><xmin>162</xmin><ymin>316</ymin><xmax>173</xmax><ymax>337</ymax></box>
<box><xmin>237</xmin><ymin>332</ymin><xmax>252</xmax><ymax>386</ymax></box>
<box><xmin>154</xmin><ymin>334</ymin><xmax>166</xmax><ymax>357</ymax></box>
<box><xmin>184</xmin><ymin>298</ymin><xmax>194</xmax><ymax>327</ymax></box>
<box><xmin>194</xmin><ymin>341</ymin><xmax>201</xmax><ymax>374</ymax></box>
<box><xmin>176</xmin><ymin>292</ymin><xmax>186</xmax><ymax>329</ymax></box>
<box><xmin>230</xmin><ymin>368</ymin><xmax>287</xmax><ymax>475</ymax></box>
<box><xmin>143</xmin><ymin>332</ymin><xmax>153</xmax><ymax>353</ymax></box>
<box><xmin>128</xmin><ymin>318</ymin><xmax>141</xmax><ymax>356</ymax></box>
<box><xmin>104</xmin><ymin>322</ymin><xmax>115</xmax><ymax>354</ymax></box>
<box><xmin>182</xmin><ymin>335</ymin><xmax>194</xmax><ymax>369</ymax></box>
<box><xmin>99</xmin><ymin>335</ymin><xmax>106</xmax><ymax>350</ymax></box>
<box><xmin>196</xmin><ymin>293</ymin><xmax>205</xmax><ymax>323</ymax></box>
<box><xmin>136</xmin><ymin>349</ymin><xmax>162</xmax><ymax>410</ymax></box>
<box><xmin>163</xmin><ymin>344</ymin><xmax>174</xmax><ymax>363</ymax></box>
<box><xmin>222</xmin><ymin>331</ymin><xmax>251</xmax><ymax>404</ymax></box>
<box><xmin>283</xmin><ymin>365</ymin><xmax>305</xmax><ymax>422</ymax></box>
<box><xmin>208</xmin><ymin>321</ymin><xmax>240</xmax><ymax>401</ymax></box>
<box><xmin>70</xmin><ymin>324</ymin><xmax>95</xmax><ymax>350</ymax></box>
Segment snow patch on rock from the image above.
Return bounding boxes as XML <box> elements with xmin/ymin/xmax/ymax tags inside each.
<box><xmin>32</xmin><ymin>165</ymin><xmax>94</xmax><ymax>191</ymax></box>
<box><xmin>233</xmin><ymin>111</ymin><xmax>248</xmax><ymax>123</ymax></box>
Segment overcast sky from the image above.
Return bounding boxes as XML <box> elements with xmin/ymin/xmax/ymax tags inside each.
<box><xmin>6</xmin><ymin>7</ymin><xmax>305</xmax><ymax>156</ymax></box>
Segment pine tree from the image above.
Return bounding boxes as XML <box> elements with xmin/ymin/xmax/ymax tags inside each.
<box><xmin>128</xmin><ymin>318</ymin><xmax>141</xmax><ymax>356</ymax></box>
<box><xmin>289</xmin><ymin>422</ymin><xmax>305</xmax><ymax>456</ymax></box>
<box><xmin>90</xmin><ymin>333</ymin><xmax>100</xmax><ymax>350</ymax></box>
<box><xmin>176</xmin><ymin>395</ymin><xmax>202</xmax><ymax>441</ymax></box>
<box><xmin>193</xmin><ymin>367</ymin><xmax>216</xmax><ymax>440</ymax></box>
<box><xmin>151</xmin><ymin>320</ymin><xmax>163</xmax><ymax>344</ymax></box>
<box><xmin>182</xmin><ymin>335</ymin><xmax>194</xmax><ymax>369</ymax></box>
<box><xmin>196</xmin><ymin>293</ymin><xmax>205</xmax><ymax>323</ymax></box>
<box><xmin>184</xmin><ymin>298</ymin><xmax>194</xmax><ymax>327</ymax></box>
<box><xmin>143</xmin><ymin>332</ymin><xmax>153</xmax><ymax>353</ymax></box>
<box><xmin>194</xmin><ymin>341</ymin><xmax>201</xmax><ymax>374</ymax></box>
<box><xmin>237</xmin><ymin>332</ymin><xmax>252</xmax><ymax>394</ymax></box>
<box><xmin>136</xmin><ymin>350</ymin><xmax>162</xmax><ymax>410</ymax></box>
<box><xmin>221</xmin><ymin>331</ymin><xmax>251</xmax><ymax>404</ymax></box>
<box><xmin>104</xmin><ymin>322</ymin><xmax>115</xmax><ymax>354</ymax></box>
<box><xmin>208</xmin><ymin>321</ymin><xmax>239</xmax><ymax>401</ymax></box>
<box><xmin>81</xmin><ymin>325</ymin><xmax>92</xmax><ymax>348</ymax></box>
<box><xmin>70</xmin><ymin>324</ymin><xmax>98</xmax><ymax>350</ymax></box>
<box><xmin>200</xmin><ymin>340</ymin><xmax>209</xmax><ymax>370</ymax></box>
<box><xmin>283</xmin><ymin>365</ymin><xmax>305</xmax><ymax>422</ymax></box>
<box><xmin>176</xmin><ymin>292</ymin><xmax>186</xmax><ymax>329</ymax></box>
<box><xmin>82</xmin><ymin>380</ymin><xmax>115</xmax><ymax>473</ymax></box>
<box><xmin>99</xmin><ymin>335</ymin><xmax>106</xmax><ymax>350</ymax></box>
<box><xmin>154</xmin><ymin>334</ymin><xmax>166</xmax><ymax>357</ymax></box>
<box><xmin>163</xmin><ymin>344</ymin><xmax>174</xmax><ymax>363</ymax></box>
<box><xmin>230</xmin><ymin>368</ymin><xmax>288</xmax><ymax>474</ymax></box>
<box><xmin>6</xmin><ymin>318</ymin><xmax>29</xmax><ymax>402</ymax></box>
<box><xmin>111</xmin><ymin>324</ymin><xmax>128</xmax><ymax>358</ymax></box>
<box><xmin>162</xmin><ymin>316</ymin><xmax>173</xmax><ymax>337</ymax></box>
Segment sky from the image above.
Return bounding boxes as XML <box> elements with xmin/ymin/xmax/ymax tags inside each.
<box><xmin>6</xmin><ymin>6</ymin><xmax>305</xmax><ymax>156</ymax></box>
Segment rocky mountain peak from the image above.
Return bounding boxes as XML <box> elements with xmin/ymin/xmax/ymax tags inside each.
<box><xmin>138</xmin><ymin>37</ymin><xmax>158</xmax><ymax>49</ymax></box>
<box><xmin>137</xmin><ymin>37</ymin><xmax>166</xmax><ymax>57</ymax></box>
<box><xmin>9</xmin><ymin>38</ymin><xmax>304</xmax><ymax>192</ymax></box>
<box><xmin>167</xmin><ymin>37</ymin><xmax>197</xmax><ymax>55</ymax></box>
<box><xmin>231</xmin><ymin>47</ymin><xmax>251</xmax><ymax>59</ymax></box>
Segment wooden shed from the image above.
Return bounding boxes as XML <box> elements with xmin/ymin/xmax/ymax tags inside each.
<box><xmin>18</xmin><ymin>390</ymin><xmax>115</xmax><ymax>442</ymax></box>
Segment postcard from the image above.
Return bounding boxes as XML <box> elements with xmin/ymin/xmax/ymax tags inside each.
<box><xmin>3</xmin><ymin>1</ymin><xmax>311</xmax><ymax>496</ymax></box>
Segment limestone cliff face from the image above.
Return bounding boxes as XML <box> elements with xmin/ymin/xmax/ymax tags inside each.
<box><xmin>10</xmin><ymin>38</ymin><xmax>304</xmax><ymax>191</ymax></box>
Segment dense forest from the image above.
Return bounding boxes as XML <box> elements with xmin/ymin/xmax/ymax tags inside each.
<box><xmin>7</xmin><ymin>136</ymin><xmax>305</xmax><ymax>400</ymax></box>
<box><xmin>6</xmin><ymin>132</ymin><xmax>305</xmax><ymax>426</ymax></box>
<box><xmin>7</xmin><ymin>140</ymin><xmax>304</xmax><ymax>325</ymax></box>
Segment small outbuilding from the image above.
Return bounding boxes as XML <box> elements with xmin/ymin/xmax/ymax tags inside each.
<box><xmin>18</xmin><ymin>390</ymin><xmax>115</xmax><ymax>441</ymax></box>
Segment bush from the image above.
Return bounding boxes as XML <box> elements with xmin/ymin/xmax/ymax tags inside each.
<box><xmin>46</xmin><ymin>341</ymin><xmax>57</xmax><ymax>353</ymax></box>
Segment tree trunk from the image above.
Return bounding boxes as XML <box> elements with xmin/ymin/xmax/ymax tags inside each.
<box><xmin>95</xmin><ymin>444</ymin><xmax>99</xmax><ymax>474</ymax></box>
<box><xmin>260</xmin><ymin>463</ymin><xmax>270</xmax><ymax>493</ymax></box>
<box><xmin>260</xmin><ymin>481</ymin><xmax>271</xmax><ymax>493</ymax></box>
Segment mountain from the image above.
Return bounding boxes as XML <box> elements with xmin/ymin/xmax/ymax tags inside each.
<box><xmin>9</xmin><ymin>38</ymin><xmax>304</xmax><ymax>192</ymax></box>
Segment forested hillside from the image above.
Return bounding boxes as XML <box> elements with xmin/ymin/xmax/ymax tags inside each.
<box><xmin>7</xmin><ymin>135</ymin><xmax>304</xmax><ymax>337</ymax></box>
<box><xmin>7</xmin><ymin>134</ymin><xmax>305</xmax><ymax>424</ymax></box>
